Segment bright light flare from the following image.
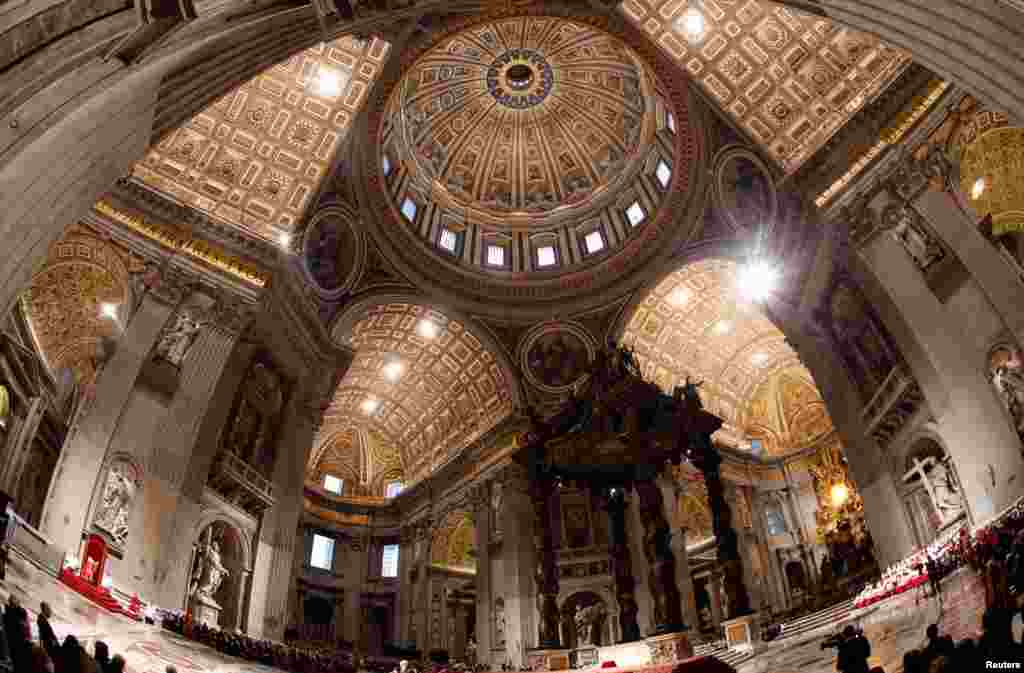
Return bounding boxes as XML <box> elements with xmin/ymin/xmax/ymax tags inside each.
<box><xmin>383</xmin><ymin>360</ymin><xmax>404</xmax><ymax>382</ymax></box>
<box><xmin>679</xmin><ymin>8</ymin><xmax>706</xmax><ymax>41</ymax></box>
<box><xmin>100</xmin><ymin>302</ymin><xmax>119</xmax><ymax>320</ymax></box>
<box><xmin>315</xmin><ymin>68</ymin><xmax>342</xmax><ymax>98</ymax></box>
<box><xmin>971</xmin><ymin>177</ymin><xmax>986</xmax><ymax>200</ymax></box>
<box><xmin>738</xmin><ymin>259</ymin><xmax>779</xmax><ymax>302</ymax></box>
<box><xmin>361</xmin><ymin>398</ymin><xmax>379</xmax><ymax>415</ymax></box>
<box><xmin>278</xmin><ymin>232</ymin><xmax>292</xmax><ymax>248</ymax></box>
<box><xmin>417</xmin><ymin>320</ymin><xmax>438</xmax><ymax>339</ymax></box>
<box><xmin>830</xmin><ymin>482</ymin><xmax>850</xmax><ymax>508</ymax></box>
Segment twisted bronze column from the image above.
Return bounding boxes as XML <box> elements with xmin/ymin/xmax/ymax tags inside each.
<box><xmin>635</xmin><ymin>479</ymin><xmax>685</xmax><ymax>634</ymax></box>
<box><xmin>605</xmin><ymin>488</ymin><xmax>641</xmax><ymax>642</ymax></box>
<box><xmin>532</xmin><ymin>476</ymin><xmax>561</xmax><ymax>648</ymax></box>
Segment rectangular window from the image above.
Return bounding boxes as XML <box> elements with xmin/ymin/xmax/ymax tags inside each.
<box><xmin>439</xmin><ymin>228</ymin><xmax>458</xmax><ymax>253</ymax></box>
<box><xmin>486</xmin><ymin>244</ymin><xmax>506</xmax><ymax>267</ymax></box>
<box><xmin>656</xmin><ymin>160</ymin><xmax>672</xmax><ymax>189</ymax></box>
<box><xmin>400</xmin><ymin>197</ymin><xmax>418</xmax><ymax>222</ymax></box>
<box><xmin>625</xmin><ymin>201</ymin><xmax>646</xmax><ymax>227</ymax></box>
<box><xmin>667</xmin><ymin>110</ymin><xmax>676</xmax><ymax>134</ymax></box>
<box><xmin>383</xmin><ymin>155</ymin><xmax>392</xmax><ymax>176</ymax></box>
<box><xmin>323</xmin><ymin>474</ymin><xmax>343</xmax><ymax>495</ymax></box>
<box><xmin>310</xmin><ymin>534</ymin><xmax>335</xmax><ymax>571</ymax></box>
<box><xmin>766</xmin><ymin>509</ymin><xmax>787</xmax><ymax>536</ymax></box>
<box><xmin>537</xmin><ymin>245</ymin><xmax>557</xmax><ymax>267</ymax></box>
<box><xmin>584</xmin><ymin>230</ymin><xmax>605</xmax><ymax>254</ymax></box>
<box><xmin>385</xmin><ymin>481</ymin><xmax>404</xmax><ymax>498</ymax></box>
<box><xmin>382</xmin><ymin>544</ymin><xmax>400</xmax><ymax>578</ymax></box>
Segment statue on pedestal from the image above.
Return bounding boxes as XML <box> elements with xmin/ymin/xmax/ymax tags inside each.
<box><xmin>224</xmin><ymin>361</ymin><xmax>284</xmax><ymax>469</ymax></box>
<box><xmin>190</xmin><ymin>539</ymin><xmax>229</xmax><ymax>601</ymax></box>
<box><xmin>990</xmin><ymin>346</ymin><xmax>1024</xmax><ymax>444</ymax></box>
<box><xmin>574</xmin><ymin>604</ymin><xmax>605</xmax><ymax>646</ymax></box>
<box><xmin>153</xmin><ymin>310</ymin><xmax>201</xmax><ymax>367</ymax></box>
<box><xmin>93</xmin><ymin>461</ymin><xmax>138</xmax><ymax>549</ymax></box>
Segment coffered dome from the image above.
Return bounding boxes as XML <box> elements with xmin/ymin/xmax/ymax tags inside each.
<box><xmin>385</xmin><ymin>17</ymin><xmax>654</xmax><ymax>222</ymax></box>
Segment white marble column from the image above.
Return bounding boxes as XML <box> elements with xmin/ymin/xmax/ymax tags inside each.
<box><xmin>500</xmin><ymin>469</ymin><xmax>536</xmax><ymax>668</ymax></box>
<box><xmin>859</xmin><ymin>228</ymin><xmax>1024</xmax><ymax>522</ymax></box>
<box><xmin>472</xmin><ymin>483</ymin><xmax>493</xmax><ymax>668</ymax></box>
<box><xmin>627</xmin><ymin>493</ymin><xmax>653</xmax><ymax>636</ymax></box>
<box><xmin>40</xmin><ymin>292</ymin><xmax>175</xmax><ymax>556</ymax></box>
<box><xmin>656</xmin><ymin>473</ymin><xmax>697</xmax><ymax>633</ymax></box>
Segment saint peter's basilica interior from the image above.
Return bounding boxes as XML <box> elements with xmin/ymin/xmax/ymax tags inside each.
<box><xmin>1</xmin><ymin>1</ymin><xmax>1024</xmax><ymax>672</ymax></box>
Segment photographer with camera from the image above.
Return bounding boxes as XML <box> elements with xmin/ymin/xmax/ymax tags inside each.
<box><xmin>822</xmin><ymin>625</ymin><xmax>871</xmax><ymax>673</ymax></box>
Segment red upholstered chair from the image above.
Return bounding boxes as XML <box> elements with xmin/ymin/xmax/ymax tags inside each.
<box><xmin>80</xmin><ymin>534</ymin><xmax>108</xmax><ymax>588</ymax></box>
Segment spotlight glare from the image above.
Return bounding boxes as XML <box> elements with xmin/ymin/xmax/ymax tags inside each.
<box><xmin>100</xmin><ymin>302</ymin><xmax>119</xmax><ymax>320</ymax></box>
<box><xmin>971</xmin><ymin>177</ymin><xmax>986</xmax><ymax>200</ymax></box>
<box><xmin>714</xmin><ymin>320</ymin><xmax>732</xmax><ymax>335</ymax></box>
<box><xmin>417</xmin><ymin>320</ymin><xmax>438</xmax><ymax>340</ymax></box>
<box><xmin>384</xmin><ymin>360</ymin><xmax>404</xmax><ymax>382</ymax></box>
<box><xmin>278</xmin><ymin>232</ymin><xmax>292</xmax><ymax>248</ymax></box>
<box><xmin>738</xmin><ymin>259</ymin><xmax>779</xmax><ymax>302</ymax></box>
<box><xmin>316</xmin><ymin>68</ymin><xmax>342</xmax><ymax>98</ymax></box>
<box><xmin>830</xmin><ymin>482</ymin><xmax>850</xmax><ymax>508</ymax></box>
<box><xmin>679</xmin><ymin>8</ymin><xmax>706</xmax><ymax>41</ymax></box>
<box><xmin>361</xmin><ymin>398</ymin><xmax>379</xmax><ymax>415</ymax></box>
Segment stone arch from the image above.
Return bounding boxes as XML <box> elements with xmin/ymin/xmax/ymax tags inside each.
<box><xmin>189</xmin><ymin>516</ymin><xmax>253</xmax><ymax>630</ymax></box>
<box><xmin>2</xmin><ymin>0</ymin><xmax>1024</xmax><ymax>323</ymax></box>
<box><xmin>558</xmin><ymin>590</ymin><xmax>609</xmax><ymax>649</ymax></box>
<box><xmin>325</xmin><ymin>292</ymin><xmax>522</xmax><ymax>486</ymax></box>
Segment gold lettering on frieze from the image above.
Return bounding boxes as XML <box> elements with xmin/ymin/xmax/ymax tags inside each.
<box><xmin>94</xmin><ymin>201</ymin><xmax>269</xmax><ymax>287</ymax></box>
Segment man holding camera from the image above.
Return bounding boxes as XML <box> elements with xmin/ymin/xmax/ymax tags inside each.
<box><xmin>822</xmin><ymin>625</ymin><xmax>871</xmax><ymax>673</ymax></box>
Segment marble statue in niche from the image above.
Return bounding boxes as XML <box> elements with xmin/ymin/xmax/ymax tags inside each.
<box><xmin>574</xmin><ymin>603</ymin><xmax>605</xmax><ymax>646</ymax></box>
<box><xmin>493</xmin><ymin>597</ymin><xmax>506</xmax><ymax>647</ymax></box>
<box><xmin>153</xmin><ymin>310</ymin><xmax>201</xmax><ymax>367</ymax></box>
<box><xmin>882</xmin><ymin>204</ymin><xmax>944</xmax><ymax>272</ymax></box>
<box><xmin>990</xmin><ymin>345</ymin><xmax>1024</xmax><ymax>444</ymax></box>
<box><xmin>93</xmin><ymin>460</ymin><xmax>139</xmax><ymax>549</ymax></box>
<box><xmin>224</xmin><ymin>361</ymin><xmax>285</xmax><ymax>470</ymax></box>
<box><xmin>190</xmin><ymin>537</ymin><xmax>229</xmax><ymax>602</ymax></box>
<box><xmin>927</xmin><ymin>459</ymin><xmax>964</xmax><ymax>523</ymax></box>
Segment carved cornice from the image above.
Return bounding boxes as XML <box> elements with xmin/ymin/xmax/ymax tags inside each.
<box><xmin>106</xmin><ymin>180</ymin><xmax>277</xmax><ymax>280</ymax></box>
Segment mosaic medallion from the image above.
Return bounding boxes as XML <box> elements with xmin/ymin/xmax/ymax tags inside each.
<box><xmin>520</xmin><ymin>323</ymin><xmax>596</xmax><ymax>393</ymax></box>
<box><xmin>486</xmin><ymin>49</ymin><xmax>554</xmax><ymax>109</ymax></box>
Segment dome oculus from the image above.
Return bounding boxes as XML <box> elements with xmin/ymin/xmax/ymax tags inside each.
<box><xmin>486</xmin><ymin>49</ymin><xmax>554</xmax><ymax>109</ymax></box>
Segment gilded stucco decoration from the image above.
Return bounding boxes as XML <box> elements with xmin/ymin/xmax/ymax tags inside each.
<box><xmin>621</xmin><ymin>0</ymin><xmax>908</xmax><ymax>173</ymax></box>
<box><xmin>519</xmin><ymin>322</ymin><xmax>596</xmax><ymax>394</ymax></box>
<box><xmin>431</xmin><ymin>509</ymin><xmax>477</xmax><ymax>570</ymax></box>
<box><xmin>307</xmin><ymin>424</ymin><xmax>404</xmax><ymax>498</ymax></box>
<box><xmin>385</xmin><ymin>16</ymin><xmax>655</xmax><ymax>218</ymax></box>
<box><xmin>302</xmin><ymin>204</ymin><xmax>366</xmax><ymax>298</ymax></box>
<box><xmin>623</xmin><ymin>258</ymin><xmax>834</xmax><ymax>454</ymax></box>
<box><xmin>23</xmin><ymin>228</ymin><xmax>135</xmax><ymax>384</ymax></box>
<box><xmin>674</xmin><ymin>475</ymin><xmax>713</xmax><ymax>547</ymax></box>
<box><xmin>132</xmin><ymin>36</ymin><xmax>390</xmax><ymax>240</ymax></box>
<box><xmin>323</xmin><ymin>302</ymin><xmax>515</xmax><ymax>487</ymax></box>
<box><xmin>959</xmin><ymin>125</ymin><xmax>1024</xmax><ymax>237</ymax></box>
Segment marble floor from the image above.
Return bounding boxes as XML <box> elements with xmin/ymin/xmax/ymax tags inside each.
<box><xmin>1</xmin><ymin>554</ymin><xmax>280</xmax><ymax>673</ymax></box>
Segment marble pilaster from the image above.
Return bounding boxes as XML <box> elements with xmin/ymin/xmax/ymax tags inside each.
<box><xmin>499</xmin><ymin>469</ymin><xmax>536</xmax><ymax>668</ymax></box>
<box><xmin>859</xmin><ymin>226</ymin><xmax>1024</xmax><ymax>522</ymax></box>
<box><xmin>40</xmin><ymin>294</ymin><xmax>174</xmax><ymax>557</ymax></box>
<box><xmin>472</xmin><ymin>483</ymin><xmax>493</xmax><ymax>667</ymax></box>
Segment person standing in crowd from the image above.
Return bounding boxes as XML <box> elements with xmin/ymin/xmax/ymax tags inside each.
<box><xmin>836</xmin><ymin>625</ymin><xmax>871</xmax><ymax>673</ymax></box>
<box><xmin>37</xmin><ymin>602</ymin><xmax>59</xmax><ymax>660</ymax></box>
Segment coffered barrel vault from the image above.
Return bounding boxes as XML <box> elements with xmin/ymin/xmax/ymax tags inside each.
<box><xmin>323</xmin><ymin>302</ymin><xmax>517</xmax><ymax>488</ymax></box>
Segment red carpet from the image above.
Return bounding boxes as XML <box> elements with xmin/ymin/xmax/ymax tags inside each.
<box><xmin>59</xmin><ymin>569</ymin><xmax>141</xmax><ymax>620</ymax></box>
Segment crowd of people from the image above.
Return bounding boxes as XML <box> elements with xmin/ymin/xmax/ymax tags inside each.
<box><xmin>0</xmin><ymin>594</ymin><xmax>155</xmax><ymax>673</ymax></box>
<box><xmin>825</xmin><ymin>608</ymin><xmax>1024</xmax><ymax>673</ymax></box>
<box><xmin>161</xmin><ymin>611</ymin><xmax>357</xmax><ymax>673</ymax></box>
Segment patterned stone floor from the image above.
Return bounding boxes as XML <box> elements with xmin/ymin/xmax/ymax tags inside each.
<box><xmin>1</xmin><ymin>554</ymin><xmax>280</xmax><ymax>673</ymax></box>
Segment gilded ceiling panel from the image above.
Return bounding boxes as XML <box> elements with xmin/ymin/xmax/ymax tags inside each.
<box><xmin>624</xmin><ymin>258</ymin><xmax>833</xmax><ymax>454</ymax></box>
<box><xmin>132</xmin><ymin>36</ymin><xmax>390</xmax><ymax>240</ymax></box>
<box><xmin>22</xmin><ymin>227</ymin><xmax>137</xmax><ymax>384</ymax></box>
<box><xmin>620</xmin><ymin>0</ymin><xmax>909</xmax><ymax>173</ymax></box>
<box><xmin>320</xmin><ymin>303</ymin><xmax>514</xmax><ymax>488</ymax></box>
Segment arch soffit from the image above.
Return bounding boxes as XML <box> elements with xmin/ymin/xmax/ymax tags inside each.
<box><xmin>324</xmin><ymin>292</ymin><xmax>522</xmax><ymax>486</ymax></box>
<box><xmin>614</xmin><ymin>248</ymin><xmax>834</xmax><ymax>455</ymax></box>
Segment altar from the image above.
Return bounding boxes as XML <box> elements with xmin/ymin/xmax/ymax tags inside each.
<box><xmin>514</xmin><ymin>341</ymin><xmax>754</xmax><ymax>667</ymax></box>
